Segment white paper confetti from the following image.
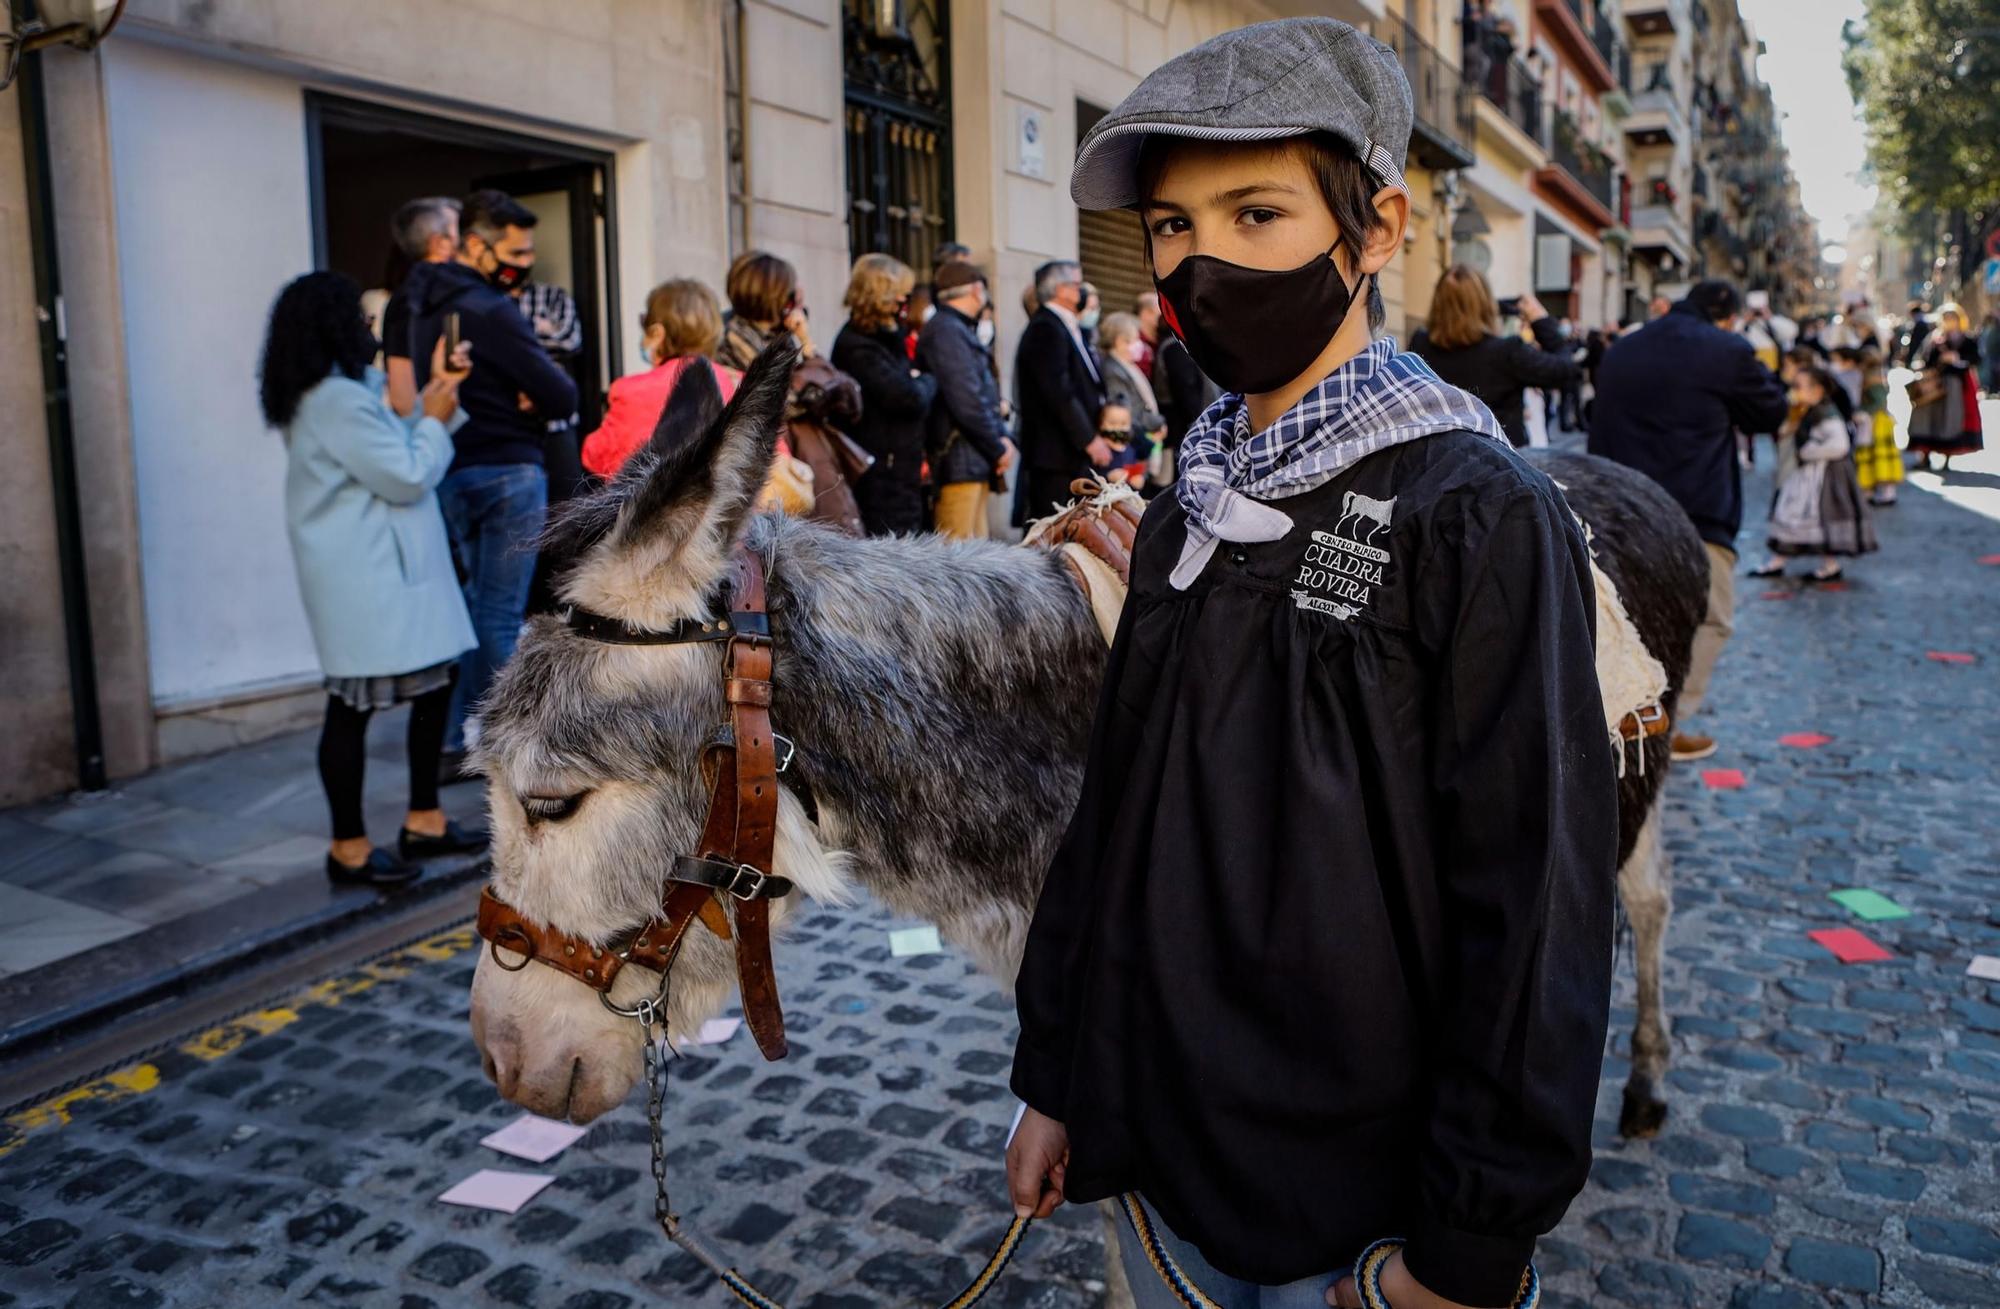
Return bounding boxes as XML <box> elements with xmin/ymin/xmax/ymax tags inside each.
<box><xmin>481</xmin><ymin>1114</ymin><xmax>590</xmax><ymax>1164</ymax></box>
<box><xmin>438</xmin><ymin>1169</ymin><xmax>554</xmax><ymax>1214</ymax></box>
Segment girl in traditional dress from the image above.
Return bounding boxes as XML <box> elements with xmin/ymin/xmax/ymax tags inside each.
<box><xmin>1753</xmin><ymin>364</ymin><xmax>1877</xmax><ymax>583</ymax></box>
<box><xmin>1838</xmin><ymin>344</ymin><xmax>1901</xmax><ymax>506</ymax></box>
<box><xmin>1907</xmin><ymin>303</ymin><xmax>1983</xmax><ymax>471</ymax></box>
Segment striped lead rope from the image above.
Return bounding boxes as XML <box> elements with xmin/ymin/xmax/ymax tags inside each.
<box><xmin>1121</xmin><ymin>1193</ymin><xmax>1542</xmax><ymax>1309</ymax></box>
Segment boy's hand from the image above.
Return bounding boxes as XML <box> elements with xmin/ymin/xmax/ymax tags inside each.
<box><xmin>1327</xmin><ymin>1249</ymin><xmax>1489</xmax><ymax>1309</ymax></box>
<box><xmin>1004</xmin><ymin>1107</ymin><xmax>1069</xmax><ymax>1219</ymax></box>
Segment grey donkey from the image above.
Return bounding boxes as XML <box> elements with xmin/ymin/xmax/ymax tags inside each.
<box><xmin>466</xmin><ymin>338</ymin><xmax>1707</xmax><ymax>1281</ymax></box>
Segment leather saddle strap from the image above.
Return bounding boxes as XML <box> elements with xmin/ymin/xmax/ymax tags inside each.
<box><xmin>722</xmin><ymin>547</ymin><xmax>787</xmax><ymax>1061</ymax></box>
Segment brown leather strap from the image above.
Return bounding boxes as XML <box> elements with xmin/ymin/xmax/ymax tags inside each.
<box><xmin>720</xmin><ymin>548</ymin><xmax>787</xmax><ymax>1061</ymax></box>
<box><xmin>1620</xmin><ymin>703</ymin><xmax>1671</xmax><ymax>741</ymax></box>
<box><xmin>477</xmin><ymin>886</ymin><xmax>633</xmax><ymax>991</ymax></box>
<box><xmin>475</xmin><ymin>545</ymin><xmax>791</xmax><ymax>1062</ymax></box>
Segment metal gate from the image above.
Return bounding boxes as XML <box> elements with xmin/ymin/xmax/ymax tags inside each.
<box><xmin>843</xmin><ymin>0</ymin><xmax>953</xmax><ymax>270</ymax></box>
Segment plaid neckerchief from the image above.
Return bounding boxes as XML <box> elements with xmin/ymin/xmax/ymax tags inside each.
<box><xmin>1170</xmin><ymin>337</ymin><xmax>1506</xmax><ymax>589</ymax></box>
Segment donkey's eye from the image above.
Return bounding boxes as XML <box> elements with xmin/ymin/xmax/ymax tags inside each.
<box><xmin>520</xmin><ymin>792</ymin><xmax>589</xmax><ymax>825</ymax></box>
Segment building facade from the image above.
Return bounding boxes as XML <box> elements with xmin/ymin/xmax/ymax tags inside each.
<box><xmin>5</xmin><ymin>0</ymin><xmax>1828</xmax><ymax>806</ymax></box>
<box><xmin>4</xmin><ymin>0</ymin><xmax>1399</xmax><ymax>805</ymax></box>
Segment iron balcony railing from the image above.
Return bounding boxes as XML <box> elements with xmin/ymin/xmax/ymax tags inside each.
<box><xmin>1551</xmin><ymin>111</ymin><xmax>1616</xmax><ymax>212</ymax></box>
<box><xmin>1472</xmin><ymin>51</ymin><xmax>1544</xmax><ymax>142</ymax></box>
<box><xmin>1591</xmin><ymin>6</ymin><xmax>1620</xmax><ymax>69</ymax></box>
<box><xmin>1388</xmin><ymin>21</ymin><xmax>1475</xmax><ymax>168</ymax></box>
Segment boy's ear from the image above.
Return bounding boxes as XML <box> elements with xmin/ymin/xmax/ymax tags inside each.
<box><xmin>1360</xmin><ymin>187</ymin><xmax>1412</xmax><ymax>274</ymax></box>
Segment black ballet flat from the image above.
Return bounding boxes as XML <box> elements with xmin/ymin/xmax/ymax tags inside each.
<box><xmin>398</xmin><ymin>819</ymin><xmax>489</xmax><ymax>861</ymax></box>
<box><xmin>327</xmin><ymin>848</ymin><xmax>422</xmax><ymax>887</ymax></box>
<box><xmin>1748</xmin><ymin>561</ymin><xmax>1787</xmax><ymax>579</ymax></box>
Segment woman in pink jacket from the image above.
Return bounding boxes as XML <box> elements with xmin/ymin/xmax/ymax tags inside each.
<box><xmin>582</xmin><ymin>279</ymin><xmax>741</xmax><ymax>477</ymax></box>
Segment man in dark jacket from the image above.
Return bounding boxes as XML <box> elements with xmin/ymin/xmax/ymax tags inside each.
<box><xmin>1589</xmin><ymin>278</ymin><xmax>1787</xmax><ymax>762</ymax></box>
<box><xmin>1014</xmin><ymin>259</ymin><xmax>1110</xmax><ymax>523</ymax></box>
<box><xmin>409</xmin><ymin>189</ymin><xmax>580</xmax><ymax>768</ymax></box>
<box><xmin>918</xmin><ymin>262</ymin><xmax>1016</xmax><ymax>539</ymax></box>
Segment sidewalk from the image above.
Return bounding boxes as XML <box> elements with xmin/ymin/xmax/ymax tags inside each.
<box><xmin>0</xmin><ymin>706</ymin><xmax>489</xmax><ymax>1054</ymax></box>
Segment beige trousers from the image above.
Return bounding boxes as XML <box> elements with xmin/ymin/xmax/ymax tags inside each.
<box><xmin>1679</xmin><ymin>542</ymin><xmax>1736</xmax><ymax>723</ymax></box>
<box><xmin>934</xmin><ymin>481</ymin><xmax>989</xmax><ymax>540</ymax></box>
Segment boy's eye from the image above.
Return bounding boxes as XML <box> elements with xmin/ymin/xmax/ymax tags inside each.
<box><xmin>1148</xmin><ymin>215</ymin><xmax>1190</xmax><ymax>238</ymax></box>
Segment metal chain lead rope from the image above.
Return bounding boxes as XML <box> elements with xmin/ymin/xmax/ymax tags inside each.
<box><xmin>624</xmin><ymin>993</ymin><xmax>1030</xmax><ymax>1309</ymax></box>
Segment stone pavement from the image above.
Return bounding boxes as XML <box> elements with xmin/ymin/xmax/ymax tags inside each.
<box><xmin>0</xmin><ymin>708</ymin><xmax>486</xmax><ymax>981</ymax></box>
<box><xmin>1</xmin><ymin>432</ymin><xmax>1998</xmax><ymax>1307</ymax></box>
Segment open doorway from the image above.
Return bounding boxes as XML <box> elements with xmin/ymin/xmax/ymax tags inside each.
<box><xmin>305</xmin><ymin>94</ymin><xmax>620</xmax><ymax>431</ymax></box>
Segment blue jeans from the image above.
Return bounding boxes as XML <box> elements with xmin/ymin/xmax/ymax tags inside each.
<box><xmin>1121</xmin><ymin>1195</ymin><xmax>1344</xmax><ymax>1309</ymax></box>
<box><xmin>437</xmin><ymin>463</ymin><xmax>547</xmax><ymax>752</ymax></box>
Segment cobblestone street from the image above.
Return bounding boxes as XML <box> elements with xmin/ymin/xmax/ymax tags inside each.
<box><xmin>2</xmin><ymin>443</ymin><xmax>1997</xmax><ymax>1308</ymax></box>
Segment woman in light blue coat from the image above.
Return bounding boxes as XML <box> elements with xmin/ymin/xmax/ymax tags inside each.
<box><xmin>260</xmin><ymin>272</ymin><xmax>486</xmax><ymax>886</ymax></box>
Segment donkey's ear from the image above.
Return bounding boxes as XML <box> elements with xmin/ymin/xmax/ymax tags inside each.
<box><xmin>645</xmin><ymin>356</ymin><xmax>725</xmax><ymax>462</ymax></box>
<box><xmin>619</xmin><ymin>334</ymin><xmax>799</xmax><ymax>558</ymax></box>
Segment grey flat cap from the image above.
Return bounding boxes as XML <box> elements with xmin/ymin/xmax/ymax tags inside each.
<box><xmin>1071</xmin><ymin>17</ymin><xmax>1413</xmax><ymax>211</ymax></box>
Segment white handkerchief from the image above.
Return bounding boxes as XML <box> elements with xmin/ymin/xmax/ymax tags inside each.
<box><xmin>439</xmin><ymin>1169</ymin><xmax>555</xmax><ymax>1214</ymax></box>
<box><xmin>1967</xmin><ymin>955</ymin><xmax>2000</xmax><ymax>982</ymax></box>
<box><xmin>481</xmin><ymin>1115</ymin><xmax>590</xmax><ymax>1164</ymax></box>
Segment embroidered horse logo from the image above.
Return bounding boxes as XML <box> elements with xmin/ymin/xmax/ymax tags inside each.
<box><xmin>1335</xmin><ymin>491</ymin><xmax>1396</xmax><ymax>548</ymax></box>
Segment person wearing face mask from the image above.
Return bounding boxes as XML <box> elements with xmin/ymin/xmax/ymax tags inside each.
<box><xmin>1014</xmin><ymin>260</ymin><xmax>1111</xmax><ymax>524</ymax></box>
<box><xmin>408</xmin><ymin>189</ymin><xmax>579</xmax><ymax>777</ymax></box>
<box><xmin>1095</xmin><ymin>311</ymin><xmax>1166</xmax><ymax>488</ymax></box>
<box><xmin>918</xmin><ymin>260</ymin><xmax>1017</xmax><ymax>539</ymax></box>
<box><xmin>1077</xmin><ymin>282</ymin><xmax>1103</xmax><ymax>337</ymax></box>
<box><xmin>581</xmin><ymin>278</ymin><xmax>742</xmax><ymax>478</ymax></box>
<box><xmin>830</xmin><ymin>253</ymin><xmax>939</xmax><ymax>536</ymax></box>
<box><xmin>1004</xmin><ymin>20</ymin><xmax>1617</xmax><ymax>1309</ymax></box>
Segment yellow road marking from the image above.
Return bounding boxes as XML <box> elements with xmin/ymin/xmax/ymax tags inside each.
<box><xmin>0</xmin><ymin>924</ymin><xmax>476</xmax><ymax>1158</ymax></box>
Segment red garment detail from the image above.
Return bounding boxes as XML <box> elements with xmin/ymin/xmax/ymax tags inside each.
<box><xmin>582</xmin><ymin>357</ymin><xmax>743</xmax><ymax>477</ymax></box>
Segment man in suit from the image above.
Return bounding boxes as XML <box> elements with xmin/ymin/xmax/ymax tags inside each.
<box><xmin>1014</xmin><ymin>259</ymin><xmax>1111</xmax><ymax>523</ymax></box>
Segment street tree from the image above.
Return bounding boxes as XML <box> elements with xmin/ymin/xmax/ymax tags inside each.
<box><xmin>1842</xmin><ymin>0</ymin><xmax>2000</xmax><ymax>218</ymax></box>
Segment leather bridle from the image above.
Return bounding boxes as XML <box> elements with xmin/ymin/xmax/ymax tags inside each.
<box><xmin>476</xmin><ymin>545</ymin><xmax>793</xmax><ymax>1062</ymax></box>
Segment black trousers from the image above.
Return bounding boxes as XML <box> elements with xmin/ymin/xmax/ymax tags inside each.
<box><xmin>317</xmin><ymin>683</ymin><xmax>452</xmax><ymax>841</ymax></box>
<box><xmin>529</xmin><ymin>419</ymin><xmax>585</xmax><ymax>614</ymax></box>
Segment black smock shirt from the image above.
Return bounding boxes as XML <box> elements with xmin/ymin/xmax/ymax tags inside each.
<box><xmin>1011</xmin><ymin>431</ymin><xmax>1617</xmax><ymax>1307</ymax></box>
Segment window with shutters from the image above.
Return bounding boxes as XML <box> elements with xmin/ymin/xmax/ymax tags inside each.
<box><xmin>1076</xmin><ymin>99</ymin><xmax>1152</xmax><ymax>321</ymax></box>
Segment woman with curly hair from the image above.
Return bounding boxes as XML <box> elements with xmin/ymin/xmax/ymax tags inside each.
<box><xmin>259</xmin><ymin>271</ymin><xmax>488</xmax><ymax>887</ymax></box>
<box><xmin>831</xmin><ymin>252</ymin><xmax>938</xmax><ymax>534</ymax></box>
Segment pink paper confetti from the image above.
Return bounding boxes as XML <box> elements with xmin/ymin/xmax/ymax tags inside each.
<box><xmin>1926</xmin><ymin>651</ymin><xmax>1976</xmax><ymax>665</ymax></box>
<box><xmin>1977</xmin><ymin>554</ymin><xmax>2000</xmax><ymax>566</ymax></box>
<box><xmin>1814</xmin><ymin>581</ymin><xmax>1849</xmax><ymax>592</ymax></box>
<box><xmin>1779</xmin><ymin>732</ymin><xmax>1833</xmax><ymax>749</ymax></box>
<box><xmin>1760</xmin><ymin>590</ymin><xmax>1796</xmax><ymax>601</ymax></box>
<box><xmin>1808</xmin><ymin>928</ymin><xmax>1894</xmax><ymax>964</ymax></box>
<box><xmin>1701</xmin><ymin>768</ymin><xmax>1746</xmax><ymax>790</ymax></box>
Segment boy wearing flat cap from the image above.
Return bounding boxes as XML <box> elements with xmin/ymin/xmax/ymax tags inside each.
<box><xmin>1005</xmin><ymin>18</ymin><xmax>1615</xmax><ymax>1309</ymax></box>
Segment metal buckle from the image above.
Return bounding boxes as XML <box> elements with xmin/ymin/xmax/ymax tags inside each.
<box><xmin>772</xmin><ymin>734</ymin><xmax>796</xmax><ymax>773</ymax></box>
<box><xmin>726</xmin><ymin>863</ymin><xmax>769</xmax><ymax>900</ymax></box>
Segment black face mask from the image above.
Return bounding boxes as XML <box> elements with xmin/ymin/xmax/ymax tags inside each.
<box><xmin>1155</xmin><ymin>241</ymin><xmax>1365</xmax><ymax>395</ymax></box>
<box><xmin>474</xmin><ymin>241</ymin><xmax>532</xmax><ymax>291</ymax></box>
<box><xmin>489</xmin><ymin>257</ymin><xmax>532</xmax><ymax>292</ymax></box>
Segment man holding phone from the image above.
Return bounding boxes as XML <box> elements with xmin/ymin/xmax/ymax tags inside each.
<box><xmin>409</xmin><ymin>189</ymin><xmax>579</xmax><ymax>778</ymax></box>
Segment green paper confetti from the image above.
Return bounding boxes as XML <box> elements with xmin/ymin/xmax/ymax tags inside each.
<box><xmin>1829</xmin><ymin>888</ymin><xmax>1911</xmax><ymax>922</ymax></box>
